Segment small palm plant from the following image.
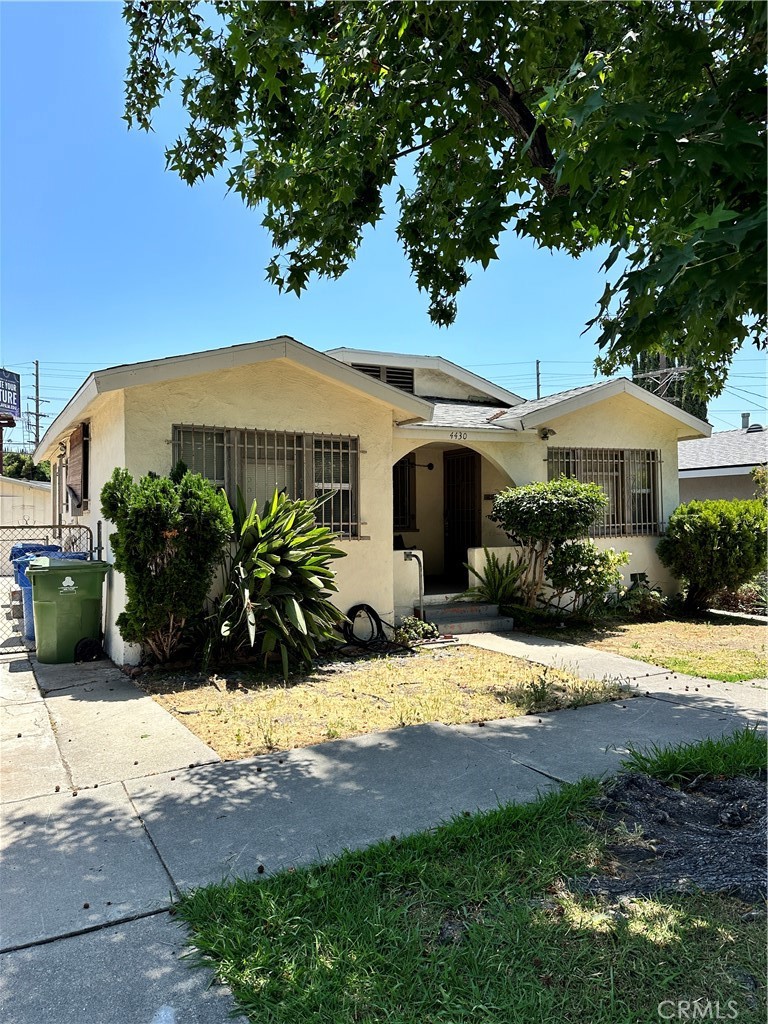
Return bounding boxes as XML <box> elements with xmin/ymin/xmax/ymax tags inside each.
<box><xmin>461</xmin><ymin>548</ymin><xmax>526</xmax><ymax>607</ymax></box>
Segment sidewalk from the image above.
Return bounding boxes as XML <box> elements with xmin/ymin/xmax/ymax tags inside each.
<box><xmin>1</xmin><ymin>638</ymin><xmax>765</xmax><ymax>1024</ymax></box>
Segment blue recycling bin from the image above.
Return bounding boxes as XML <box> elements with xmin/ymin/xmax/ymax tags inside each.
<box><xmin>10</xmin><ymin>544</ymin><xmax>61</xmax><ymax>584</ymax></box>
<box><xmin>15</xmin><ymin>560</ymin><xmax>36</xmax><ymax>641</ymax></box>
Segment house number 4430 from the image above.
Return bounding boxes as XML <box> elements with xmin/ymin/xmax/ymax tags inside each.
<box><xmin>449</xmin><ymin>431</ymin><xmax>468</xmax><ymax>440</ymax></box>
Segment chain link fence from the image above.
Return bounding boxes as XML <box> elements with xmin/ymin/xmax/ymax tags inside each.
<box><xmin>0</xmin><ymin>524</ymin><xmax>96</xmax><ymax>654</ymax></box>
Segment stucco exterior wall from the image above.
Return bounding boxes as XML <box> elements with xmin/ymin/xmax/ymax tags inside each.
<box><xmin>55</xmin><ymin>391</ymin><xmax>132</xmax><ymax>663</ymax></box>
<box><xmin>679</xmin><ymin>472</ymin><xmax>756</xmax><ymax>503</ymax></box>
<box><xmin>0</xmin><ymin>477</ymin><xmax>51</xmax><ymax>528</ymax></box>
<box><xmin>395</xmin><ymin>391</ymin><xmax>685</xmax><ymax>598</ymax></box>
<box><xmin>121</xmin><ymin>358</ymin><xmax>397</xmax><ymax>661</ymax></box>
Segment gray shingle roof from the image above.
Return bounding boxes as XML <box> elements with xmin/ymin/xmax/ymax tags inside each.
<box><xmin>679</xmin><ymin>427</ymin><xmax>768</xmax><ymax>470</ymax></box>
<box><xmin>413</xmin><ymin>400</ymin><xmax>511</xmax><ymax>429</ymax></box>
<box><xmin>502</xmin><ymin>381</ymin><xmax>614</xmax><ymax>420</ymax></box>
<box><xmin>411</xmin><ymin>380</ymin><xmax>629</xmax><ymax>430</ymax></box>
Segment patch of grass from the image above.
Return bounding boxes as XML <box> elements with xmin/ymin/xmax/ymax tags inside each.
<box><xmin>622</xmin><ymin>726</ymin><xmax>768</xmax><ymax>785</ymax></box>
<box><xmin>177</xmin><ymin>779</ymin><xmax>767</xmax><ymax>1024</ymax></box>
<box><xmin>143</xmin><ymin>648</ymin><xmax>630</xmax><ymax>759</ymax></box>
<box><xmin>524</xmin><ymin>616</ymin><xmax>767</xmax><ymax>682</ymax></box>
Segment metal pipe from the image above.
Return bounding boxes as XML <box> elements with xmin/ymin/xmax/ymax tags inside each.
<box><xmin>403</xmin><ymin>550</ymin><xmax>424</xmax><ymax>621</ymax></box>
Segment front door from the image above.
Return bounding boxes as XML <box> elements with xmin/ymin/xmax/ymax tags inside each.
<box><xmin>443</xmin><ymin>449</ymin><xmax>481</xmax><ymax>582</ymax></box>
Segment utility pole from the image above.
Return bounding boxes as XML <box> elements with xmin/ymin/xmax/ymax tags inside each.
<box><xmin>34</xmin><ymin>360</ymin><xmax>40</xmax><ymax>447</ymax></box>
<box><xmin>535</xmin><ymin>360</ymin><xmax>541</xmax><ymax>400</ymax></box>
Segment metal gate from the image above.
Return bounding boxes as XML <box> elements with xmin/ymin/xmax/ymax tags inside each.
<box><xmin>0</xmin><ymin>524</ymin><xmax>96</xmax><ymax>654</ymax></box>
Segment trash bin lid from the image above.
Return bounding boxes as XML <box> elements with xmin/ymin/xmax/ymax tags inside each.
<box><xmin>27</xmin><ymin>557</ymin><xmax>111</xmax><ymax>574</ymax></box>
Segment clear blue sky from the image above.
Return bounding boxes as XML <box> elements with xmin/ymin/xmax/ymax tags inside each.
<box><xmin>1</xmin><ymin>1</ymin><xmax>765</xmax><ymax>449</ymax></box>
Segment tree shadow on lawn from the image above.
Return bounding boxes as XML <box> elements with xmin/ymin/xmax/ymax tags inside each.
<box><xmin>173</xmin><ymin>784</ymin><xmax>767</xmax><ymax>1024</ymax></box>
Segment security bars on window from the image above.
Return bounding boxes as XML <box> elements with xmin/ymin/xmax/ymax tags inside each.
<box><xmin>547</xmin><ymin>447</ymin><xmax>662</xmax><ymax>537</ymax></box>
<box><xmin>173</xmin><ymin>425</ymin><xmax>360</xmax><ymax>538</ymax></box>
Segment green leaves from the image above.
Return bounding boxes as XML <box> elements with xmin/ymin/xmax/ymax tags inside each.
<box><xmin>100</xmin><ymin>465</ymin><xmax>234</xmax><ymax>662</ymax></box>
<box><xmin>657</xmin><ymin>499</ymin><xmax>768</xmax><ymax>613</ymax></box>
<box><xmin>462</xmin><ymin>548</ymin><xmax>526</xmax><ymax>606</ymax></box>
<box><xmin>215</xmin><ymin>488</ymin><xmax>347</xmax><ymax>676</ymax></box>
<box><xmin>124</xmin><ymin>0</ymin><xmax>767</xmax><ymax>394</ymax></box>
<box><xmin>490</xmin><ymin>478</ymin><xmax>610</xmax><ymax>608</ymax></box>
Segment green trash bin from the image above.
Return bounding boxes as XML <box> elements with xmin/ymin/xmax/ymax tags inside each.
<box><xmin>27</xmin><ymin>557</ymin><xmax>110</xmax><ymax>664</ymax></box>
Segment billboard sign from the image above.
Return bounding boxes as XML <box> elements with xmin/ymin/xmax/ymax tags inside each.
<box><xmin>0</xmin><ymin>368</ymin><xmax>21</xmax><ymax>419</ymax></box>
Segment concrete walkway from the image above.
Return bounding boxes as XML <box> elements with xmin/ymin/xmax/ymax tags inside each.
<box><xmin>1</xmin><ymin>638</ymin><xmax>765</xmax><ymax>1024</ymax></box>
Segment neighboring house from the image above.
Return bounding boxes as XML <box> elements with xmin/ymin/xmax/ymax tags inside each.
<box><xmin>0</xmin><ymin>475</ymin><xmax>53</xmax><ymax>577</ymax></box>
<box><xmin>0</xmin><ymin>475</ymin><xmax>51</xmax><ymax>527</ymax></box>
<box><xmin>678</xmin><ymin>413</ymin><xmax>767</xmax><ymax>502</ymax></box>
<box><xmin>35</xmin><ymin>336</ymin><xmax>709</xmax><ymax>665</ymax></box>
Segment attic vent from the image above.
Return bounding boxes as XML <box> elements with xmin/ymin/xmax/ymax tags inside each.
<box><xmin>351</xmin><ymin>363</ymin><xmax>384</xmax><ymax>380</ymax></box>
<box><xmin>746</xmin><ymin>423</ymin><xmax>765</xmax><ymax>433</ymax></box>
<box><xmin>350</xmin><ymin>363</ymin><xmax>415</xmax><ymax>393</ymax></box>
<box><xmin>384</xmin><ymin>366</ymin><xmax>415</xmax><ymax>393</ymax></box>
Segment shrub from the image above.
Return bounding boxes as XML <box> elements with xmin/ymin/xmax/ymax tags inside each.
<box><xmin>545</xmin><ymin>540</ymin><xmax>629</xmax><ymax>619</ymax></box>
<box><xmin>614</xmin><ymin>579</ymin><xmax>668</xmax><ymax>620</ymax></box>
<box><xmin>100</xmin><ymin>466</ymin><xmax>233</xmax><ymax>662</ymax></box>
<box><xmin>213</xmin><ymin>488</ymin><xmax>347</xmax><ymax>676</ymax></box>
<box><xmin>490</xmin><ymin>478</ymin><xmax>608</xmax><ymax>606</ymax></box>
<box><xmin>393</xmin><ymin>616</ymin><xmax>439</xmax><ymax>647</ymax></box>
<box><xmin>657</xmin><ymin>499</ymin><xmax>768</xmax><ymax>613</ymax></box>
<box><xmin>461</xmin><ymin>548</ymin><xmax>526</xmax><ymax>607</ymax></box>
<box><xmin>711</xmin><ymin>576</ymin><xmax>767</xmax><ymax>616</ymax></box>
<box><xmin>752</xmin><ymin>464</ymin><xmax>767</xmax><ymax>501</ymax></box>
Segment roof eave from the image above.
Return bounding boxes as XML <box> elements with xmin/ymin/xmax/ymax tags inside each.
<box><xmin>494</xmin><ymin>379</ymin><xmax>712</xmax><ymax>437</ymax></box>
<box><xmin>35</xmin><ymin>336</ymin><xmax>435</xmax><ymax>459</ymax></box>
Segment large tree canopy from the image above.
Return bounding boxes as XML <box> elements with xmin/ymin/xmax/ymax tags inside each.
<box><xmin>124</xmin><ymin>1</ymin><xmax>766</xmax><ymax>395</ymax></box>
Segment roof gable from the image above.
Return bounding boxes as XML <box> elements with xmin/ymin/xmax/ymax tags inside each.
<box><xmin>494</xmin><ymin>378</ymin><xmax>711</xmax><ymax>439</ymax></box>
<box><xmin>35</xmin><ymin>336</ymin><xmax>434</xmax><ymax>460</ymax></box>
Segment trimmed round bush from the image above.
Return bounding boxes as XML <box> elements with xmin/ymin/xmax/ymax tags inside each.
<box><xmin>657</xmin><ymin>499</ymin><xmax>768</xmax><ymax>613</ymax></box>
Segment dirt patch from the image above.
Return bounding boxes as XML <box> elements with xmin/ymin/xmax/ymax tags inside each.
<box><xmin>531</xmin><ymin>617</ymin><xmax>767</xmax><ymax>682</ymax></box>
<box><xmin>139</xmin><ymin>646</ymin><xmax>630</xmax><ymax>760</ymax></box>
<box><xmin>576</xmin><ymin>773</ymin><xmax>767</xmax><ymax>903</ymax></box>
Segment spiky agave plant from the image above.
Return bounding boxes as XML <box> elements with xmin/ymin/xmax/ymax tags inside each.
<box><xmin>214</xmin><ymin>488</ymin><xmax>347</xmax><ymax>677</ymax></box>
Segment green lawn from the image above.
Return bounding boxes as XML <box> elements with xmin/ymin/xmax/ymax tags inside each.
<box><xmin>177</xmin><ymin>776</ymin><xmax>766</xmax><ymax>1023</ymax></box>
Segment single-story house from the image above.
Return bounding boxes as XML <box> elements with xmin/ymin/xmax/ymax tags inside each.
<box><xmin>678</xmin><ymin>413</ymin><xmax>767</xmax><ymax>502</ymax></box>
<box><xmin>35</xmin><ymin>336</ymin><xmax>709</xmax><ymax>665</ymax></box>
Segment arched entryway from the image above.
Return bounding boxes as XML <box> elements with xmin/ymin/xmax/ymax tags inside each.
<box><xmin>392</xmin><ymin>441</ymin><xmax>514</xmax><ymax>591</ymax></box>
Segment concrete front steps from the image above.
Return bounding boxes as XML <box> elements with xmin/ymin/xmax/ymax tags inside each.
<box><xmin>417</xmin><ymin>593</ymin><xmax>515</xmax><ymax>635</ymax></box>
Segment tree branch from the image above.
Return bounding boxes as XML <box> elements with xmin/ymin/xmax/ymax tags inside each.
<box><xmin>473</xmin><ymin>69</ymin><xmax>565</xmax><ymax>198</ymax></box>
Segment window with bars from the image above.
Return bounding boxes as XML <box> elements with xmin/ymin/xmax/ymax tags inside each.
<box><xmin>173</xmin><ymin>425</ymin><xmax>361</xmax><ymax>538</ymax></box>
<box><xmin>392</xmin><ymin>454</ymin><xmax>417</xmax><ymax>531</ymax></box>
<box><xmin>547</xmin><ymin>447</ymin><xmax>662</xmax><ymax>537</ymax></box>
<box><xmin>350</xmin><ymin>363</ymin><xmax>415</xmax><ymax>393</ymax></box>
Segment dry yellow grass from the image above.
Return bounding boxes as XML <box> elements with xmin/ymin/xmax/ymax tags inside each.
<box><xmin>544</xmin><ymin>617</ymin><xmax>766</xmax><ymax>682</ymax></box>
<box><xmin>142</xmin><ymin>646</ymin><xmax>630</xmax><ymax>760</ymax></box>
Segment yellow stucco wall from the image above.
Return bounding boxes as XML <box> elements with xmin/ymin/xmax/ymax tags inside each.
<box><xmin>122</xmin><ymin>357</ymin><xmax>397</xmax><ymax>649</ymax></box>
<box><xmin>394</xmin><ymin>391</ymin><xmax>685</xmax><ymax>595</ymax></box>
<box><xmin>50</xmin><ymin>368</ymin><xmax>694</xmax><ymax>658</ymax></box>
<box><xmin>54</xmin><ymin>391</ymin><xmax>133</xmax><ymax>662</ymax></box>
